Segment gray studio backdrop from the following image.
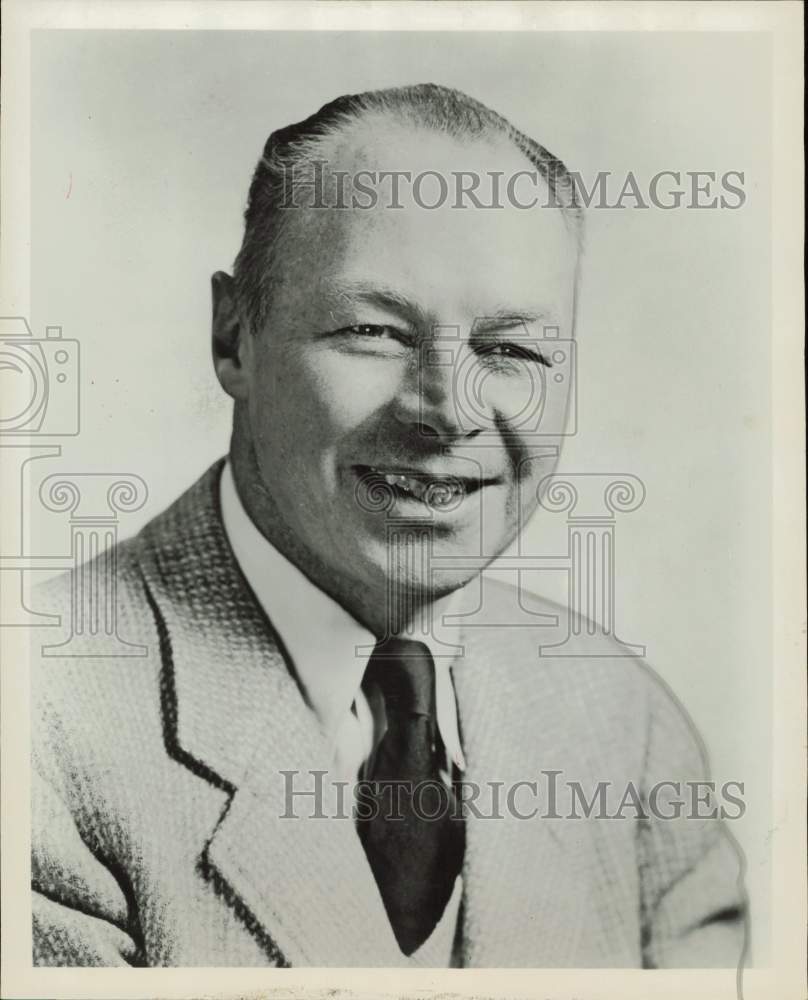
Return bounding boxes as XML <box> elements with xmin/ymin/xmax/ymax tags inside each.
<box><xmin>28</xmin><ymin>29</ymin><xmax>771</xmax><ymax>960</ymax></box>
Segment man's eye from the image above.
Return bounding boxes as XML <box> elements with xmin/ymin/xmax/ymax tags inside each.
<box><xmin>341</xmin><ymin>324</ymin><xmax>397</xmax><ymax>339</ymax></box>
<box><xmin>331</xmin><ymin>324</ymin><xmax>413</xmax><ymax>355</ymax></box>
<box><xmin>476</xmin><ymin>343</ymin><xmax>551</xmax><ymax>366</ymax></box>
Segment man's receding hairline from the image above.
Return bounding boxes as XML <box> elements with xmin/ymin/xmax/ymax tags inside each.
<box><xmin>233</xmin><ymin>83</ymin><xmax>583</xmax><ymax>335</ymax></box>
<box><xmin>298</xmin><ymin>114</ymin><xmax>562</xmax><ymax>203</ymax></box>
<box><xmin>310</xmin><ymin>107</ymin><xmax>510</xmax><ymax>161</ymax></box>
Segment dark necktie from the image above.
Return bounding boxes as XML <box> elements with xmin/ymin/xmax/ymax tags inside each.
<box><xmin>358</xmin><ymin>638</ymin><xmax>465</xmax><ymax>956</ymax></box>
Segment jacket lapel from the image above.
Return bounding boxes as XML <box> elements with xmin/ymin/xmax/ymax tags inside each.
<box><xmin>137</xmin><ymin>461</ymin><xmax>405</xmax><ymax>966</ymax></box>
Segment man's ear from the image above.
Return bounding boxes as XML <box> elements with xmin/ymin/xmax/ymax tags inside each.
<box><xmin>211</xmin><ymin>271</ymin><xmax>250</xmax><ymax>401</ymax></box>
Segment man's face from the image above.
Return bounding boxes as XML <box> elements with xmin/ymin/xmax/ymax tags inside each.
<box><xmin>231</xmin><ymin>121</ymin><xmax>578</xmax><ymax>605</ymax></box>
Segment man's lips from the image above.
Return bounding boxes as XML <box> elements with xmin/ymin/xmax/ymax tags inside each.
<box><xmin>352</xmin><ymin>464</ymin><xmax>501</xmax><ymax>508</ymax></box>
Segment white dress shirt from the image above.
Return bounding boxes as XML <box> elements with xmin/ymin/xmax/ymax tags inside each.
<box><xmin>219</xmin><ymin>461</ymin><xmax>467</xmax><ymax>784</ymax></box>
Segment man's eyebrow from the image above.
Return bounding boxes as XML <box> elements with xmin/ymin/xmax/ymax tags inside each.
<box><xmin>326</xmin><ymin>279</ymin><xmax>429</xmax><ymax>326</ymax></box>
<box><xmin>324</xmin><ymin>279</ymin><xmax>553</xmax><ymax>331</ymax></box>
<box><xmin>472</xmin><ymin>310</ymin><xmax>551</xmax><ymax>333</ymax></box>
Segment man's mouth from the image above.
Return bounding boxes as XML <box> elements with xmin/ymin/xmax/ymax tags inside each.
<box><xmin>353</xmin><ymin>464</ymin><xmax>497</xmax><ymax>510</ymax></box>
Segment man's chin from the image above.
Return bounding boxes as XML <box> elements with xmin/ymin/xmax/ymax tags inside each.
<box><xmin>352</xmin><ymin>531</ymin><xmax>494</xmax><ymax>600</ymax></box>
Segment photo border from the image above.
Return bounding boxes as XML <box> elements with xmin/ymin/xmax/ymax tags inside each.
<box><xmin>1</xmin><ymin>3</ymin><xmax>804</xmax><ymax>999</ymax></box>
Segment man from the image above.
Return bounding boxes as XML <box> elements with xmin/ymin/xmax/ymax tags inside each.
<box><xmin>31</xmin><ymin>84</ymin><xmax>746</xmax><ymax>968</ymax></box>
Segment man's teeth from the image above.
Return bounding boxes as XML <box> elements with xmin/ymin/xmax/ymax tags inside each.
<box><xmin>371</xmin><ymin>469</ymin><xmax>465</xmax><ymax>504</ymax></box>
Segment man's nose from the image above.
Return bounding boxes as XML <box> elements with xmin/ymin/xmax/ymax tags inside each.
<box><xmin>393</xmin><ymin>344</ymin><xmax>488</xmax><ymax>443</ymax></box>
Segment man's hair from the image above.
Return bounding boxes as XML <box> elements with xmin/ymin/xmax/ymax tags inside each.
<box><xmin>233</xmin><ymin>83</ymin><xmax>582</xmax><ymax>335</ymax></box>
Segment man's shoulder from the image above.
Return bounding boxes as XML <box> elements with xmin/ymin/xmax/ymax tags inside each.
<box><xmin>31</xmin><ymin>530</ymin><xmax>159</xmax><ymax>722</ymax></box>
<box><xmin>462</xmin><ymin>572</ymin><xmax>650</xmax><ymax>677</ymax></box>
<box><xmin>30</xmin><ymin>461</ymin><xmax>227</xmax><ymax>743</ymax></box>
<box><xmin>459</xmin><ymin>574</ymin><xmax>700</xmax><ymax>760</ymax></box>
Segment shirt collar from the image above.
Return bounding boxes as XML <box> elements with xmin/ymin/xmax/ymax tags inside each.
<box><xmin>219</xmin><ymin>460</ymin><xmax>467</xmax><ymax>769</ymax></box>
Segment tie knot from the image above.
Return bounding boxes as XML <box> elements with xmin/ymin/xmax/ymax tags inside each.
<box><xmin>365</xmin><ymin>638</ymin><xmax>435</xmax><ymax>717</ymax></box>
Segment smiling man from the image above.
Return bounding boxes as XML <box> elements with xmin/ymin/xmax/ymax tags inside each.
<box><xmin>31</xmin><ymin>84</ymin><xmax>746</xmax><ymax>968</ymax></box>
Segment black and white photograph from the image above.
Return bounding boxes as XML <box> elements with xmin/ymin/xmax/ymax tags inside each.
<box><xmin>1</xmin><ymin>3</ymin><xmax>804</xmax><ymax>999</ymax></box>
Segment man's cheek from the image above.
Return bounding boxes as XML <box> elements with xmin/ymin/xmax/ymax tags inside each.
<box><xmin>304</xmin><ymin>353</ymin><xmax>403</xmax><ymax>429</ymax></box>
<box><xmin>484</xmin><ymin>375</ymin><xmax>540</xmax><ymax>430</ymax></box>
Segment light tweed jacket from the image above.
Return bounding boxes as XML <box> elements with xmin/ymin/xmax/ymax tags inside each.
<box><xmin>31</xmin><ymin>460</ymin><xmax>747</xmax><ymax>968</ymax></box>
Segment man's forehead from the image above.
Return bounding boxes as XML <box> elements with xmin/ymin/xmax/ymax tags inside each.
<box><xmin>274</xmin><ymin>234</ymin><xmax>575</xmax><ymax>331</ymax></box>
<box><xmin>270</xmin><ymin>116</ymin><xmax>578</xmax><ymax>320</ymax></box>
